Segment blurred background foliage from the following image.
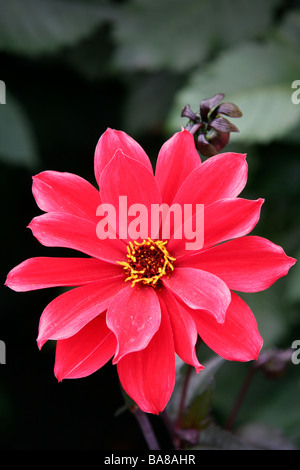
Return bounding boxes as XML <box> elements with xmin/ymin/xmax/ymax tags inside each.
<box><xmin>0</xmin><ymin>0</ymin><xmax>300</xmax><ymax>450</ymax></box>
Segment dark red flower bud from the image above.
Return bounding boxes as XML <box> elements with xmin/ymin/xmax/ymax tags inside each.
<box><xmin>209</xmin><ymin>131</ymin><xmax>230</xmax><ymax>152</ymax></box>
<box><xmin>200</xmin><ymin>93</ymin><xmax>225</xmax><ymax>120</ymax></box>
<box><xmin>214</xmin><ymin>102</ymin><xmax>242</xmax><ymax>118</ymax></box>
<box><xmin>181</xmin><ymin>104</ymin><xmax>198</xmax><ymax>121</ymax></box>
<box><xmin>209</xmin><ymin>116</ymin><xmax>239</xmax><ymax>133</ymax></box>
<box><xmin>181</xmin><ymin>93</ymin><xmax>242</xmax><ymax>157</ymax></box>
<box><xmin>196</xmin><ymin>133</ymin><xmax>217</xmax><ymax>157</ymax></box>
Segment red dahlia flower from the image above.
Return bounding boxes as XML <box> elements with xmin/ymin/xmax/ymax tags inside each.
<box><xmin>5</xmin><ymin>128</ymin><xmax>296</xmax><ymax>414</ymax></box>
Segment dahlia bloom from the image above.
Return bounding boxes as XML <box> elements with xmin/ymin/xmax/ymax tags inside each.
<box><xmin>5</xmin><ymin>128</ymin><xmax>296</xmax><ymax>414</ymax></box>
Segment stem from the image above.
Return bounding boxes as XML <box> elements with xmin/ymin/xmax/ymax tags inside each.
<box><xmin>133</xmin><ymin>407</ymin><xmax>161</xmax><ymax>450</ymax></box>
<box><xmin>161</xmin><ymin>410</ymin><xmax>178</xmax><ymax>449</ymax></box>
<box><xmin>176</xmin><ymin>365</ymin><xmax>193</xmax><ymax>429</ymax></box>
<box><xmin>176</xmin><ymin>340</ymin><xmax>202</xmax><ymax>430</ymax></box>
<box><xmin>225</xmin><ymin>366</ymin><xmax>257</xmax><ymax>431</ymax></box>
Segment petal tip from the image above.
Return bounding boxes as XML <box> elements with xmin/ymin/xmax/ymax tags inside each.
<box><xmin>4</xmin><ymin>275</ymin><xmax>17</xmax><ymax>292</ymax></box>
<box><xmin>112</xmin><ymin>350</ymin><xmax>121</xmax><ymax>365</ymax></box>
<box><xmin>37</xmin><ymin>336</ymin><xmax>46</xmax><ymax>350</ymax></box>
<box><xmin>54</xmin><ymin>368</ymin><xmax>64</xmax><ymax>382</ymax></box>
<box><xmin>195</xmin><ymin>363</ymin><xmax>205</xmax><ymax>374</ymax></box>
<box><xmin>32</xmin><ymin>172</ymin><xmax>43</xmax><ymax>181</ymax></box>
<box><xmin>27</xmin><ymin>218</ymin><xmax>35</xmax><ymax>230</ymax></box>
<box><xmin>253</xmin><ymin>338</ymin><xmax>264</xmax><ymax>361</ymax></box>
<box><xmin>4</xmin><ymin>274</ymin><xmax>10</xmax><ymax>288</ymax></box>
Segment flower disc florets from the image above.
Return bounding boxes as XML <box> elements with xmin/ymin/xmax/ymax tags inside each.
<box><xmin>118</xmin><ymin>238</ymin><xmax>176</xmax><ymax>287</ymax></box>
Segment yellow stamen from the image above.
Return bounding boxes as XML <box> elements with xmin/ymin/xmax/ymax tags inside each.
<box><xmin>117</xmin><ymin>237</ymin><xmax>175</xmax><ymax>288</ymax></box>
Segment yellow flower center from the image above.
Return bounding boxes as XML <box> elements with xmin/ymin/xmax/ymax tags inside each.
<box><xmin>117</xmin><ymin>238</ymin><xmax>176</xmax><ymax>287</ymax></box>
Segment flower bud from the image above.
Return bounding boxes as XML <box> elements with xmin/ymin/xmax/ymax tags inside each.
<box><xmin>181</xmin><ymin>93</ymin><xmax>242</xmax><ymax>157</ymax></box>
<box><xmin>214</xmin><ymin>102</ymin><xmax>242</xmax><ymax>118</ymax></box>
<box><xmin>200</xmin><ymin>93</ymin><xmax>225</xmax><ymax>120</ymax></box>
<box><xmin>209</xmin><ymin>116</ymin><xmax>239</xmax><ymax>133</ymax></box>
<box><xmin>196</xmin><ymin>133</ymin><xmax>217</xmax><ymax>157</ymax></box>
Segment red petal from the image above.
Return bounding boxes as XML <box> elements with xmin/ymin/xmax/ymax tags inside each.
<box><xmin>163</xmin><ymin>267</ymin><xmax>231</xmax><ymax>323</ymax></box>
<box><xmin>172</xmin><ymin>152</ymin><xmax>247</xmax><ymax>207</ymax></box>
<box><xmin>32</xmin><ymin>171</ymin><xmax>100</xmax><ymax>222</ymax></box>
<box><xmin>94</xmin><ymin>128</ymin><xmax>153</xmax><ymax>185</ymax></box>
<box><xmin>37</xmin><ymin>277</ymin><xmax>124</xmax><ymax>348</ymax></box>
<box><xmin>190</xmin><ymin>292</ymin><xmax>263</xmax><ymax>361</ymax></box>
<box><xmin>155</xmin><ymin>129</ymin><xmax>200</xmax><ymax>205</ymax></box>
<box><xmin>157</xmin><ymin>287</ymin><xmax>204</xmax><ymax>373</ymax></box>
<box><xmin>54</xmin><ymin>313</ymin><xmax>116</xmax><ymax>380</ymax></box>
<box><xmin>5</xmin><ymin>257</ymin><xmax>122</xmax><ymax>292</ymax></box>
<box><xmin>100</xmin><ymin>149</ymin><xmax>161</xmax><ymax>242</ymax></box>
<box><xmin>28</xmin><ymin>212</ymin><xmax>126</xmax><ymax>263</ymax></box>
<box><xmin>203</xmin><ymin>198</ymin><xmax>263</xmax><ymax>248</ymax></box>
<box><xmin>169</xmin><ymin>198</ymin><xmax>264</xmax><ymax>258</ymax></box>
<box><xmin>179</xmin><ymin>236</ymin><xmax>297</xmax><ymax>292</ymax></box>
<box><xmin>117</xmin><ymin>299</ymin><xmax>175</xmax><ymax>414</ymax></box>
<box><xmin>107</xmin><ymin>285</ymin><xmax>161</xmax><ymax>363</ymax></box>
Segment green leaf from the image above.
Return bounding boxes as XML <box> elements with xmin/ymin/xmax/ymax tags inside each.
<box><xmin>0</xmin><ymin>92</ymin><xmax>39</xmax><ymax>168</ymax></box>
<box><xmin>167</xmin><ymin>40</ymin><xmax>300</xmax><ymax>143</ymax></box>
<box><xmin>181</xmin><ymin>385</ymin><xmax>214</xmax><ymax>430</ymax></box>
<box><xmin>226</xmin><ymin>85</ymin><xmax>300</xmax><ymax>143</ymax></box>
<box><xmin>167</xmin><ymin>355</ymin><xmax>224</xmax><ymax>420</ymax></box>
<box><xmin>191</xmin><ymin>424</ymin><xmax>257</xmax><ymax>449</ymax></box>
<box><xmin>0</xmin><ymin>0</ymin><xmax>115</xmax><ymax>56</ymax></box>
<box><xmin>185</xmin><ymin>355</ymin><xmax>224</xmax><ymax>405</ymax></box>
<box><xmin>113</xmin><ymin>0</ymin><xmax>281</xmax><ymax>72</ymax></box>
